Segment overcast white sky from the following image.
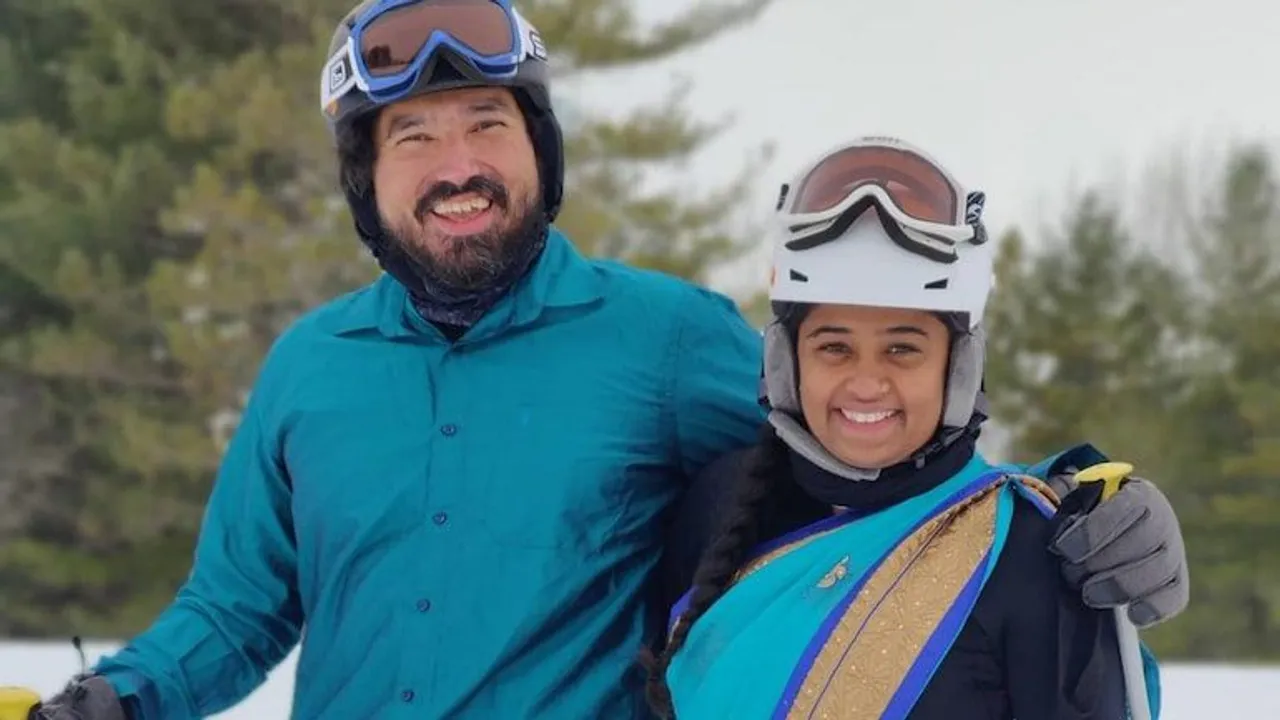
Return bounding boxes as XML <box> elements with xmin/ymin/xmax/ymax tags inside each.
<box><xmin>560</xmin><ymin>0</ymin><xmax>1280</xmax><ymax>291</ymax></box>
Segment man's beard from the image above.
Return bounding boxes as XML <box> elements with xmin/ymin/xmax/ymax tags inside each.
<box><xmin>381</xmin><ymin>175</ymin><xmax>544</xmax><ymax>292</ymax></box>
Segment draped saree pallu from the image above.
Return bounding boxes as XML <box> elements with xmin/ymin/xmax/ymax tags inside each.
<box><xmin>665</xmin><ymin>463</ymin><xmax>1059</xmax><ymax>720</ymax></box>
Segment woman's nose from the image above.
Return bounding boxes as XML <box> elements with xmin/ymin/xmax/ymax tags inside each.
<box><xmin>844</xmin><ymin>372</ymin><xmax>891</xmax><ymax>401</ymax></box>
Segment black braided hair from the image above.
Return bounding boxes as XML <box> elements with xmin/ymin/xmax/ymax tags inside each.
<box><xmin>643</xmin><ymin>421</ymin><xmax>816</xmax><ymax>717</ymax></box>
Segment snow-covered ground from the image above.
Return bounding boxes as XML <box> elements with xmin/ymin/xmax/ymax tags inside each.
<box><xmin>3</xmin><ymin>640</ymin><xmax>1277</xmax><ymax>718</ymax></box>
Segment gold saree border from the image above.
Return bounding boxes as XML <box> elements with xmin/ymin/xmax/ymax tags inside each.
<box><xmin>781</xmin><ymin>476</ymin><xmax>1051</xmax><ymax>719</ymax></box>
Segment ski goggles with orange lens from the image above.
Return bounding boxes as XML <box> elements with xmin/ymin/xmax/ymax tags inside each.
<box><xmin>777</xmin><ymin>137</ymin><xmax>987</xmax><ymax>264</ymax></box>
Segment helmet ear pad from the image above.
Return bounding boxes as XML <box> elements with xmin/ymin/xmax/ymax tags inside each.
<box><xmin>763</xmin><ymin>320</ymin><xmax>801</xmax><ymax>415</ymax></box>
<box><xmin>943</xmin><ymin>324</ymin><xmax>985</xmax><ymax>428</ymax></box>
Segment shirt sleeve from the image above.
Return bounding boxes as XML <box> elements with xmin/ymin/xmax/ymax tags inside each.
<box><xmin>668</xmin><ymin>285</ymin><xmax>765</xmax><ymax>480</ymax></box>
<box><xmin>93</xmin><ymin>376</ymin><xmax>302</xmax><ymax>718</ymax></box>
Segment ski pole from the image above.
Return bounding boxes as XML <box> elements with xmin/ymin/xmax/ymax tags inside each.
<box><xmin>1073</xmin><ymin>461</ymin><xmax>1152</xmax><ymax>720</ymax></box>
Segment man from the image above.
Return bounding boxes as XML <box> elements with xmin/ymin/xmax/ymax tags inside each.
<box><xmin>31</xmin><ymin>1</ymin><xmax>1189</xmax><ymax>718</ymax></box>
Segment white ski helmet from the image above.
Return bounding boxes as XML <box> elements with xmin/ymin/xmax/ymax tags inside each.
<box><xmin>762</xmin><ymin>136</ymin><xmax>994</xmax><ymax>476</ymax></box>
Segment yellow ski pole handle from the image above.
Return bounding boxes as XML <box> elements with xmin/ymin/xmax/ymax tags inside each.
<box><xmin>1074</xmin><ymin>461</ymin><xmax>1133</xmax><ymax>502</ymax></box>
<box><xmin>1073</xmin><ymin>461</ymin><xmax>1152</xmax><ymax>720</ymax></box>
<box><xmin>0</xmin><ymin>686</ymin><xmax>41</xmax><ymax>720</ymax></box>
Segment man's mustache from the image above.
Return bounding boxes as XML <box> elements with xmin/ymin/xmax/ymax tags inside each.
<box><xmin>414</xmin><ymin>176</ymin><xmax>509</xmax><ymax>223</ymax></box>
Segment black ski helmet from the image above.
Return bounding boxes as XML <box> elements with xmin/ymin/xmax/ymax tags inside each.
<box><xmin>320</xmin><ymin>0</ymin><xmax>566</xmax><ymax>255</ymax></box>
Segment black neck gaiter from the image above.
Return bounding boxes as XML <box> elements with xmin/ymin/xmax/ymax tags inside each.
<box><xmin>789</xmin><ymin>430</ymin><xmax>979</xmax><ymax>514</ymax></box>
<box><xmin>405</xmin><ymin>220</ymin><xmax>548</xmax><ymax>329</ymax></box>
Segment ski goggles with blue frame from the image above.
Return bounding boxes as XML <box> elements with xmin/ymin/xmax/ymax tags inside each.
<box><xmin>321</xmin><ymin>0</ymin><xmax>543</xmax><ymax>113</ymax></box>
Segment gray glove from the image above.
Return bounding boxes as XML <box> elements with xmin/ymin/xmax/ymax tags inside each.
<box><xmin>1047</xmin><ymin>473</ymin><xmax>1189</xmax><ymax>628</ymax></box>
<box><xmin>32</xmin><ymin>675</ymin><xmax>128</xmax><ymax>720</ymax></box>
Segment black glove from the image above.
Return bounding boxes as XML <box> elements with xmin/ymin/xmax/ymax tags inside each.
<box><xmin>31</xmin><ymin>675</ymin><xmax>127</xmax><ymax>720</ymax></box>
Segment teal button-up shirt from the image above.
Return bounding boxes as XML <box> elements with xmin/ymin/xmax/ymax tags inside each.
<box><xmin>94</xmin><ymin>229</ymin><xmax>765</xmax><ymax>718</ymax></box>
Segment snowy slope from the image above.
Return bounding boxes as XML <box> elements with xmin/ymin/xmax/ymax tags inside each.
<box><xmin>3</xmin><ymin>640</ymin><xmax>1277</xmax><ymax>718</ymax></box>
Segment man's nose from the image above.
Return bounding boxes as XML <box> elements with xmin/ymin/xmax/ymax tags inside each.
<box><xmin>429</xmin><ymin>136</ymin><xmax>485</xmax><ymax>186</ymax></box>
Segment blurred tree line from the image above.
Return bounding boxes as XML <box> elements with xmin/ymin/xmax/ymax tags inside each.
<box><xmin>986</xmin><ymin>148</ymin><xmax>1280</xmax><ymax>659</ymax></box>
<box><xmin>0</xmin><ymin>0</ymin><xmax>1277</xmax><ymax>664</ymax></box>
<box><xmin>0</xmin><ymin>0</ymin><xmax>769</xmax><ymax>635</ymax></box>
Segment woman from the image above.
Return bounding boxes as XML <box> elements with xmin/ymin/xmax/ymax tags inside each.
<box><xmin>646</xmin><ymin>137</ymin><xmax>1159</xmax><ymax>719</ymax></box>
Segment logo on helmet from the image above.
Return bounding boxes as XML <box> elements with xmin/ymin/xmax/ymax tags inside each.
<box><xmin>321</xmin><ymin>43</ymin><xmax>359</xmax><ymax>116</ymax></box>
<box><xmin>330</xmin><ymin>55</ymin><xmax>351</xmax><ymax>93</ymax></box>
<box><xmin>323</xmin><ymin>47</ymin><xmax>358</xmax><ymax>113</ymax></box>
<box><xmin>528</xmin><ymin>30</ymin><xmax>546</xmax><ymax>60</ymax></box>
<box><xmin>513</xmin><ymin>9</ymin><xmax>547</xmax><ymax>61</ymax></box>
<box><xmin>330</xmin><ymin>62</ymin><xmax>346</xmax><ymax>92</ymax></box>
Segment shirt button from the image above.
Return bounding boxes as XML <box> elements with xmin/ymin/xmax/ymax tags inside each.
<box><xmin>432</xmin><ymin>511</ymin><xmax>448</xmax><ymax>525</ymax></box>
<box><xmin>401</xmin><ymin>689</ymin><xmax>415</xmax><ymax>703</ymax></box>
<box><xmin>440</xmin><ymin>423</ymin><xmax>457</xmax><ymax>436</ymax></box>
<box><xmin>416</xmin><ymin>598</ymin><xmax>431</xmax><ymax>612</ymax></box>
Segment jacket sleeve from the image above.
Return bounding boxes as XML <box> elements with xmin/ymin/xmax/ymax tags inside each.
<box><xmin>660</xmin><ymin>448</ymin><xmax>753</xmax><ymax>612</ymax></box>
<box><xmin>669</xmin><ymin>286</ymin><xmax>765</xmax><ymax>479</ymax></box>
<box><xmin>92</xmin><ymin>383</ymin><xmax>302</xmax><ymax>719</ymax></box>
<box><xmin>1000</xmin><ymin>497</ymin><xmax>1129</xmax><ymax>720</ymax></box>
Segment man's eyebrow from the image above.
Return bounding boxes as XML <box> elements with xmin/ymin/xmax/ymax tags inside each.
<box><xmin>383</xmin><ymin>112</ymin><xmax>424</xmax><ymax>137</ymax></box>
<box><xmin>467</xmin><ymin>96</ymin><xmax>517</xmax><ymax>115</ymax></box>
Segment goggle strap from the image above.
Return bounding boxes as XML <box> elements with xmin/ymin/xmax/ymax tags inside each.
<box><xmin>965</xmin><ymin>191</ymin><xmax>988</xmax><ymax>245</ymax></box>
<box><xmin>784</xmin><ymin>195</ymin><xmax>961</xmax><ymax>265</ymax></box>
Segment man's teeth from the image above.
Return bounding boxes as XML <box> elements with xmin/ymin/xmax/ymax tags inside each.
<box><xmin>432</xmin><ymin>197</ymin><xmax>491</xmax><ymax>217</ymax></box>
<box><xmin>840</xmin><ymin>409</ymin><xmax>896</xmax><ymax>424</ymax></box>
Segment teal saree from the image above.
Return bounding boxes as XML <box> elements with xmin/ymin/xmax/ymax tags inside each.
<box><xmin>665</xmin><ymin>453</ymin><xmax>1161</xmax><ymax>719</ymax></box>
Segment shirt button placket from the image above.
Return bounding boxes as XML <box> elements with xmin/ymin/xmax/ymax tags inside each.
<box><xmin>421</xmin><ymin>351</ymin><xmax>466</xmax><ymax>708</ymax></box>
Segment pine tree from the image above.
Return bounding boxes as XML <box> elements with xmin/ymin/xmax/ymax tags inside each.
<box><xmin>0</xmin><ymin>0</ymin><xmax>350</xmax><ymax>635</ymax></box>
<box><xmin>1156</xmin><ymin>146</ymin><xmax>1280</xmax><ymax>658</ymax></box>
<box><xmin>987</xmin><ymin>146</ymin><xmax>1280</xmax><ymax>660</ymax></box>
<box><xmin>0</xmin><ymin>0</ymin><xmax>781</xmax><ymax>635</ymax></box>
<box><xmin>983</xmin><ymin>194</ymin><xmax>1191</xmax><ymax>472</ymax></box>
<box><xmin>519</xmin><ymin>0</ymin><xmax>774</xmax><ymax>279</ymax></box>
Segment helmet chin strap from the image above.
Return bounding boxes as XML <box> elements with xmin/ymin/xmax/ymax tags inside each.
<box><xmin>768</xmin><ymin>410</ymin><xmax>883</xmax><ymax>482</ymax></box>
<box><xmin>769</xmin><ymin>399</ymin><xmax>988</xmax><ymax>484</ymax></box>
